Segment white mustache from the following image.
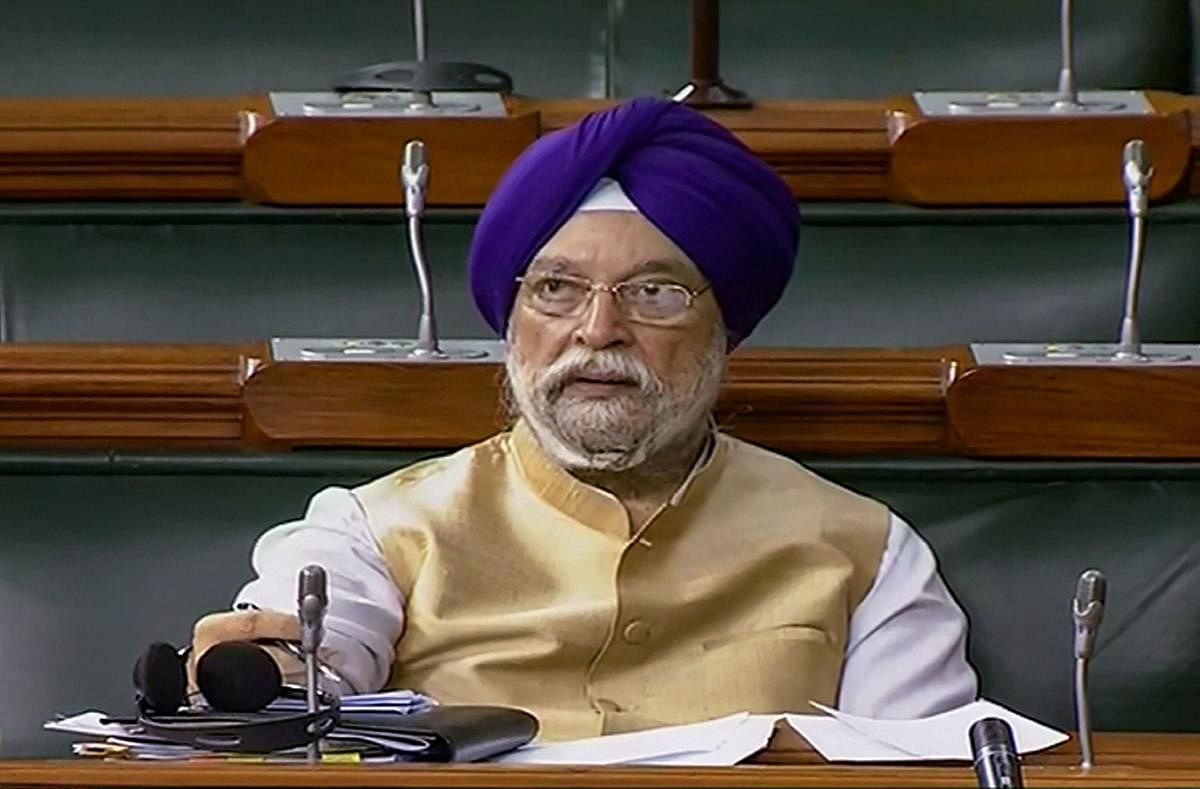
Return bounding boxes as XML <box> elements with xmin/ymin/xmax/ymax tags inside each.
<box><xmin>536</xmin><ymin>347</ymin><xmax>662</xmax><ymax>400</ymax></box>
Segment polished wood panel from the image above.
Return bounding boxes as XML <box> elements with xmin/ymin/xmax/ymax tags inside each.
<box><xmin>241</xmin><ymin>348</ymin><xmax>960</xmax><ymax>454</ymax></box>
<box><xmin>887</xmin><ymin>94</ymin><xmax>1192</xmax><ymax>205</ymax></box>
<box><xmin>0</xmin><ymin>98</ymin><xmax>263</xmax><ymax>199</ymax></box>
<box><xmin>946</xmin><ymin>364</ymin><xmax>1200</xmax><ymax>459</ymax></box>
<box><xmin>6</xmin><ymin>94</ymin><xmax>1200</xmax><ymax>205</ymax></box>
<box><xmin>4</xmin><ymin>343</ymin><xmax>1200</xmax><ymax>458</ymax></box>
<box><xmin>519</xmin><ymin>98</ymin><xmax>892</xmax><ymax>201</ymax></box>
<box><xmin>1</xmin><ymin>734</ymin><xmax>1198</xmax><ymax>788</ymax></box>
<box><xmin>0</xmin><ymin>344</ymin><xmax>260</xmax><ymax>448</ymax></box>
<box><xmin>241</xmin><ymin>111</ymin><xmax>540</xmax><ymax>206</ymax></box>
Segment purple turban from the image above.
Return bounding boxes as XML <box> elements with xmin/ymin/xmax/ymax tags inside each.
<box><xmin>467</xmin><ymin>97</ymin><xmax>799</xmax><ymax>347</ymax></box>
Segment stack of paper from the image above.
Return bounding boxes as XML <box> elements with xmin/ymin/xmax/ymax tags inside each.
<box><xmin>46</xmin><ymin>690</ymin><xmax>436</xmax><ymax>762</ymax></box>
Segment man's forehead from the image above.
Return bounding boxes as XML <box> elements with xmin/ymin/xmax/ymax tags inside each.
<box><xmin>529</xmin><ymin>212</ymin><xmax>703</xmax><ymax>281</ymax></box>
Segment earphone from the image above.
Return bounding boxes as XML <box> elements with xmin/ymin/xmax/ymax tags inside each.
<box><xmin>132</xmin><ymin>640</ymin><xmax>339</xmax><ymax>753</ymax></box>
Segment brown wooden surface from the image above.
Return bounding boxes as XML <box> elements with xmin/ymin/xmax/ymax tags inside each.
<box><xmin>4</xmin><ymin>343</ymin><xmax>1200</xmax><ymax>458</ymax></box>
<box><xmin>0</xmin><ymin>734</ymin><xmax>1198</xmax><ymax>788</ymax></box>
<box><xmin>241</xmin><ymin>111</ymin><xmax>540</xmax><ymax>206</ymax></box>
<box><xmin>886</xmin><ymin>93</ymin><xmax>1192</xmax><ymax>205</ymax></box>
<box><xmin>946</xmin><ymin>364</ymin><xmax>1200</xmax><ymax>459</ymax></box>
<box><xmin>8</xmin><ymin>93</ymin><xmax>1200</xmax><ymax>204</ymax></box>
<box><xmin>0</xmin><ymin>97</ymin><xmax>265</xmax><ymax>199</ymax></box>
<box><xmin>0</xmin><ymin>343</ymin><xmax>261</xmax><ymax>448</ymax></box>
<box><xmin>242</xmin><ymin>347</ymin><xmax>961</xmax><ymax>454</ymax></box>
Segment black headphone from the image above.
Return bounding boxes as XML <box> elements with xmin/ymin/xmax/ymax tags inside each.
<box><xmin>133</xmin><ymin>640</ymin><xmax>340</xmax><ymax>753</ymax></box>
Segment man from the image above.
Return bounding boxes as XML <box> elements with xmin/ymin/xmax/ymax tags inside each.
<box><xmin>194</xmin><ymin>97</ymin><xmax>976</xmax><ymax>740</ymax></box>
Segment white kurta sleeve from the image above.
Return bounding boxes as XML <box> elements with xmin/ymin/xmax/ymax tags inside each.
<box><xmin>234</xmin><ymin>487</ymin><xmax>404</xmax><ymax>694</ymax></box>
<box><xmin>837</xmin><ymin>512</ymin><xmax>978</xmax><ymax>718</ymax></box>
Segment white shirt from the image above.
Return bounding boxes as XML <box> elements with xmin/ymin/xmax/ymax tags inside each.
<box><xmin>236</xmin><ymin>486</ymin><xmax>978</xmax><ymax>717</ymax></box>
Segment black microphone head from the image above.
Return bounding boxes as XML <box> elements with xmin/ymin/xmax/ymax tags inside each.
<box><xmin>196</xmin><ymin>641</ymin><xmax>282</xmax><ymax>713</ymax></box>
<box><xmin>133</xmin><ymin>641</ymin><xmax>187</xmax><ymax>713</ymax></box>
<box><xmin>970</xmin><ymin>717</ymin><xmax>1017</xmax><ymax>753</ymax></box>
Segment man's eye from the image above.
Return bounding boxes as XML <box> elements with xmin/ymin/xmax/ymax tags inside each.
<box><xmin>534</xmin><ymin>278</ymin><xmax>584</xmax><ymax>300</ymax></box>
<box><xmin>628</xmin><ymin>282</ymin><xmax>680</xmax><ymax>304</ymax></box>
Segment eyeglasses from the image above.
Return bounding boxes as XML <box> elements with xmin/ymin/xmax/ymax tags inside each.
<box><xmin>516</xmin><ymin>273</ymin><xmax>712</xmax><ymax>325</ymax></box>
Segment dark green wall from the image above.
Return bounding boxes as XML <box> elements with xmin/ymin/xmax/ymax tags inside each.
<box><xmin>3</xmin><ymin>204</ymin><xmax>1200</xmax><ymax>347</ymax></box>
<box><xmin>0</xmin><ymin>1</ymin><xmax>1192</xmax><ymax>98</ymax></box>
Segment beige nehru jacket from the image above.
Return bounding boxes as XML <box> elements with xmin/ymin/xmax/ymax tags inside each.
<box><xmin>354</xmin><ymin>421</ymin><xmax>889</xmax><ymax>740</ymax></box>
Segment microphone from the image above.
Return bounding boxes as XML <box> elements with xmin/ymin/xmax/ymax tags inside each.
<box><xmin>969</xmin><ymin>718</ymin><xmax>1024</xmax><ymax>788</ymax></box>
<box><xmin>1117</xmin><ymin>140</ymin><xmax>1153</xmax><ymax>359</ymax></box>
<box><xmin>195</xmin><ymin>641</ymin><xmax>282</xmax><ymax>713</ymax></box>
<box><xmin>1123</xmin><ymin>140</ymin><xmax>1152</xmax><ymax>218</ymax></box>
<box><xmin>297</xmin><ymin>564</ymin><xmax>328</xmax><ymax>656</ymax></box>
<box><xmin>1072</xmin><ymin>568</ymin><xmax>1107</xmax><ymax>768</ymax></box>
<box><xmin>400</xmin><ymin>139</ymin><xmax>442</xmax><ymax>357</ymax></box>
<box><xmin>297</xmin><ymin>564</ymin><xmax>328</xmax><ymax>763</ymax></box>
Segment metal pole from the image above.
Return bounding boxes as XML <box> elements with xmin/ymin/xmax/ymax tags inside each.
<box><xmin>691</xmin><ymin>0</ymin><xmax>718</xmax><ymax>83</ymax></box>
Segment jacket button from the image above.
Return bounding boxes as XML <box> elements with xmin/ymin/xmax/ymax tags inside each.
<box><xmin>622</xmin><ymin>619</ymin><xmax>650</xmax><ymax>644</ymax></box>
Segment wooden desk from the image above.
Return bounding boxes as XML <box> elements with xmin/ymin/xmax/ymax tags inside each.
<box><xmin>3</xmin><ymin>342</ymin><xmax>1200</xmax><ymax>459</ymax></box>
<box><xmin>2</xmin><ymin>93</ymin><xmax>1200</xmax><ymax>204</ymax></box>
<box><xmin>1</xmin><ymin>734</ymin><xmax>1199</xmax><ymax>787</ymax></box>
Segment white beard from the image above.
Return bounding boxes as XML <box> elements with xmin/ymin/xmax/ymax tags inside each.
<box><xmin>506</xmin><ymin>330</ymin><xmax>726</xmax><ymax>472</ymax></box>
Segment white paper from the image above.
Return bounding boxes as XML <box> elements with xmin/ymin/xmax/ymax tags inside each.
<box><xmin>494</xmin><ymin>712</ymin><xmax>751</xmax><ymax>765</ymax></box>
<box><xmin>629</xmin><ymin>715</ymin><xmax>782</xmax><ymax>766</ymax></box>
<box><xmin>785</xmin><ymin>714</ymin><xmax>922</xmax><ymax>762</ymax></box>
<box><xmin>796</xmin><ymin>699</ymin><xmax>1068</xmax><ymax>762</ymax></box>
<box><xmin>45</xmin><ymin>712</ymin><xmax>137</xmax><ymax>739</ymax></box>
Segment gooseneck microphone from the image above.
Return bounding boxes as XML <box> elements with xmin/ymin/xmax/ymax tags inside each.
<box><xmin>1072</xmin><ymin>568</ymin><xmax>1107</xmax><ymax>769</ymax></box>
<box><xmin>400</xmin><ymin>139</ymin><xmax>442</xmax><ymax>358</ymax></box>
<box><xmin>1117</xmin><ymin>140</ymin><xmax>1153</xmax><ymax>359</ymax></box>
<box><xmin>969</xmin><ymin>717</ymin><xmax>1024</xmax><ymax>788</ymax></box>
<box><xmin>298</xmin><ymin>564</ymin><xmax>329</xmax><ymax>763</ymax></box>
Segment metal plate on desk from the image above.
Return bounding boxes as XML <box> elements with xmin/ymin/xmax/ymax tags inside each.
<box><xmin>271</xmin><ymin>337</ymin><xmax>505</xmax><ymax>363</ymax></box>
<box><xmin>915</xmin><ymin>90</ymin><xmax>1152</xmax><ymax>117</ymax></box>
<box><xmin>269</xmin><ymin>91</ymin><xmax>508</xmax><ymax>118</ymax></box>
<box><xmin>972</xmin><ymin>342</ymin><xmax>1200</xmax><ymax>366</ymax></box>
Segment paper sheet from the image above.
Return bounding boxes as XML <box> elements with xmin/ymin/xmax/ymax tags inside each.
<box><xmin>494</xmin><ymin>712</ymin><xmax>754</xmax><ymax>765</ymax></box>
<box><xmin>629</xmin><ymin>715</ymin><xmax>782</xmax><ymax>766</ymax></box>
<box><xmin>785</xmin><ymin>714</ymin><xmax>921</xmax><ymax>762</ymax></box>
<box><xmin>794</xmin><ymin>699</ymin><xmax>1068</xmax><ymax>762</ymax></box>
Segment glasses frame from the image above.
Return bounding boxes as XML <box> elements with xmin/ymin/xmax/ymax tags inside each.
<box><xmin>515</xmin><ymin>272</ymin><xmax>713</xmax><ymax>325</ymax></box>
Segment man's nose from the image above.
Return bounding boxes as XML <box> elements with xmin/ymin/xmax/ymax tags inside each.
<box><xmin>573</xmin><ymin>289</ymin><xmax>633</xmax><ymax>349</ymax></box>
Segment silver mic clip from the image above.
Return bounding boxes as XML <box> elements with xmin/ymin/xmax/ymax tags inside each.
<box><xmin>401</xmin><ymin>140</ymin><xmax>429</xmax><ymax>220</ymax></box>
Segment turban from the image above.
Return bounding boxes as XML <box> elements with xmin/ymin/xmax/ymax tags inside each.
<box><xmin>467</xmin><ymin>97</ymin><xmax>799</xmax><ymax>347</ymax></box>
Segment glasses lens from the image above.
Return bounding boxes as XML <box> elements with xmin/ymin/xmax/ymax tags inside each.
<box><xmin>620</xmin><ymin>281</ymin><xmax>690</xmax><ymax>321</ymax></box>
<box><xmin>526</xmin><ymin>276</ymin><xmax>590</xmax><ymax>315</ymax></box>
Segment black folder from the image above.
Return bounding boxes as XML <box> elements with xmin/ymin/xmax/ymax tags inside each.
<box><xmin>337</xmin><ymin>704</ymin><xmax>539</xmax><ymax>762</ymax></box>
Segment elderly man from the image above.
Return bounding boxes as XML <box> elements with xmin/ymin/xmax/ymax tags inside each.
<box><xmin>194</xmin><ymin>97</ymin><xmax>976</xmax><ymax>740</ymax></box>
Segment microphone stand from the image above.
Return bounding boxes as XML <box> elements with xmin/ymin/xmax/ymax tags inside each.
<box><xmin>298</xmin><ymin>565</ymin><xmax>329</xmax><ymax>764</ymax></box>
<box><xmin>1072</xmin><ymin>569</ymin><xmax>1107</xmax><ymax>770</ymax></box>
<box><xmin>1115</xmin><ymin>139</ymin><xmax>1152</xmax><ymax>360</ymax></box>
<box><xmin>670</xmin><ymin>0</ymin><xmax>750</xmax><ymax>108</ymax></box>
<box><xmin>1052</xmin><ymin>0</ymin><xmax>1079</xmax><ymax>112</ymax></box>
<box><xmin>333</xmin><ymin>0</ymin><xmax>513</xmax><ymax>110</ymax></box>
<box><xmin>398</xmin><ymin>141</ymin><xmax>489</xmax><ymax>360</ymax></box>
